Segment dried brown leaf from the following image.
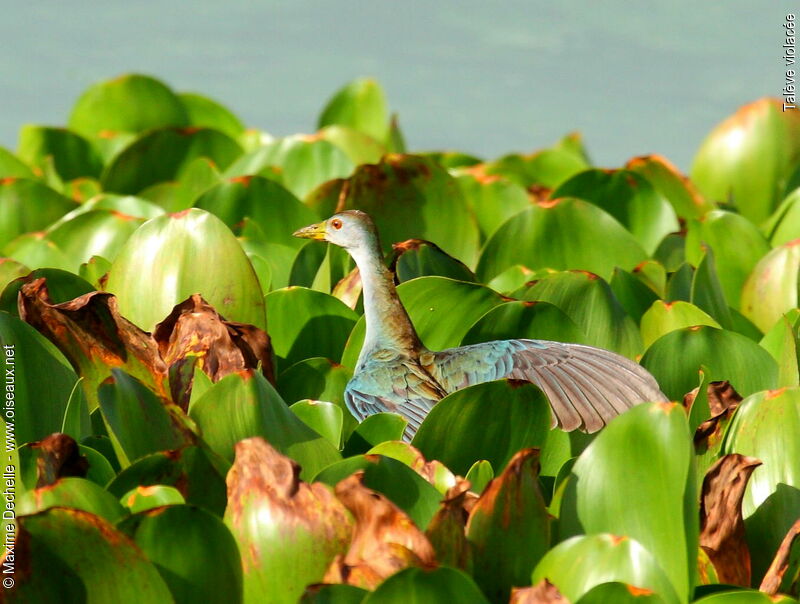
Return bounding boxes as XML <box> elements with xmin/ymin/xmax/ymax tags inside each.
<box><xmin>699</xmin><ymin>453</ymin><xmax>762</xmax><ymax>586</ymax></box>
<box><xmin>425</xmin><ymin>479</ymin><xmax>473</xmax><ymax>571</ymax></box>
<box><xmin>31</xmin><ymin>433</ymin><xmax>89</xmax><ymax>487</ymax></box>
<box><xmin>510</xmin><ymin>579</ymin><xmax>570</xmax><ymax>603</ymax></box>
<box><xmin>760</xmin><ymin>518</ymin><xmax>800</xmax><ymax>596</ymax></box>
<box><xmin>691</xmin><ymin>381</ymin><xmax>743</xmax><ymax>446</ymax></box>
<box><xmin>323</xmin><ymin>471</ymin><xmax>436</xmax><ymax>589</ymax></box>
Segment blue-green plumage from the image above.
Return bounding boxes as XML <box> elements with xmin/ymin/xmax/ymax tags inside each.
<box><xmin>294</xmin><ymin>210</ymin><xmax>667</xmax><ymax>440</ymax></box>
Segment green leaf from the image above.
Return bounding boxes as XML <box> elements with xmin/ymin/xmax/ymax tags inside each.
<box><xmin>2</xmin><ymin>233</ymin><xmax>72</xmax><ymax>271</ymax></box>
<box><xmin>609</xmin><ymin>267</ymin><xmax>661</xmax><ymax>324</ymax></box>
<box><xmin>685</xmin><ymin>211</ymin><xmax>771</xmax><ymax>308</ymax></box>
<box><xmin>119</xmin><ymin>504</ymin><xmax>243</xmax><ymax>604</ymax></box>
<box><xmin>317</xmin><ymin>125</ymin><xmax>386</xmax><ymax>165</ymax></box>
<box><xmin>391</xmin><ymin>239</ymin><xmax>476</xmax><ymax>284</ymax></box>
<box><xmin>722</xmin><ymin>387</ymin><xmax>800</xmax><ymax>584</ymax></box>
<box><xmin>466</xmin><ymin>449</ymin><xmax>551</xmax><ymax>601</ymax></box>
<box><xmin>189</xmin><ymin>371</ymin><xmax>340</xmax><ymax>480</ymax></box>
<box><xmin>366</xmin><ymin>440</ymin><xmax>457</xmax><ymax>494</ymax></box>
<box><xmin>483</xmin><ymin>148</ymin><xmax>588</xmax><ymax>189</ymax></box>
<box><xmin>691</xmin><ymin>98</ymin><xmax>800</xmax><ymax>224</ymax></box>
<box><xmin>343</xmin><ymin>413</ymin><xmax>408</xmax><ymax>455</ymax></box>
<box><xmin>314</xmin><ymin>453</ymin><xmax>442</xmax><ymax>529</ymax></box>
<box><xmin>693</xmin><ymin>592</ymin><xmax>796</xmax><ymax>603</ymax></box>
<box><xmin>453</xmin><ymin>170</ymin><xmax>530</xmax><ymax>241</ymax></box>
<box><xmin>740</xmin><ymin>240</ymin><xmax>800</xmax><ymax>333</ymax></box>
<box><xmin>290</xmin><ymin>400</ymin><xmax>344</xmax><ymax>449</ymax></box>
<box><xmin>121</xmin><ymin>485</ymin><xmax>186</xmax><ymax>513</ymax></box>
<box><xmin>577</xmin><ymin>582</ymin><xmax>668</xmax><ymax>603</ymax></box>
<box><xmin>552</xmin><ymin>169</ymin><xmax>679</xmax><ymax>254</ymax></box>
<box><xmin>626</xmin><ymin>154</ymin><xmax>714</xmax><ymax>219</ymax></box>
<box><xmin>765</xmin><ymin>187</ymin><xmax>800</xmax><ymax>247</ymax></box>
<box><xmin>106</xmin><ymin>208</ymin><xmax>266</xmax><ymax>331</ymax></box>
<box><xmin>225</xmin><ymin>135</ymin><xmax>354</xmax><ymax>199</ymax></box>
<box><xmin>559</xmin><ymin>402</ymin><xmax>697</xmax><ymax>602</ymax></box>
<box><xmin>300</xmin><ymin>585</ymin><xmax>369</xmax><ymax>604</ymax></box>
<box><xmin>265</xmin><ymin>286</ymin><xmax>358</xmax><ymax>371</ymax></box>
<box><xmin>18</xmin><ymin>477</ymin><xmax>127</xmax><ymax>522</ymax></box>
<box><xmin>79</xmin><ymin>255</ymin><xmax>112</xmax><ymax>288</ymax></box>
<box><xmin>140</xmin><ymin>156</ymin><xmax>222</xmax><ymax>212</ymax></box>
<box><xmin>0</xmin><ymin>178</ymin><xmax>78</xmax><ymax>247</ymax></box>
<box><xmin>531</xmin><ymin>534</ymin><xmax>680</xmax><ymax>604</ymax></box>
<box><xmin>106</xmin><ymin>445</ymin><xmax>228</xmax><ymax>516</ymax></box>
<box><xmin>0</xmin><ymin>258</ymin><xmax>29</xmax><ymax>292</ymax></box>
<box><xmin>101</xmin><ymin>127</ymin><xmax>243</xmax><ymax>194</ymax></box>
<box><xmin>318</xmin><ymin>78</ymin><xmax>389</xmax><ymax>142</ymax></box>
<box><xmin>0</xmin><ymin>313</ymin><xmax>79</xmax><ymax>444</ymax></box>
<box><xmin>0</xmin><ymin>146</ymin><xmax>36</xmax><ymax>178</ymax></box>
<box><xmin>465</xmin><ymin>460</ymin><xmax>494</xmax><ymax>493</ymax></box>
<box><xmin>17</xmin><ymin>125</ymin><xmax>103</xmax><ymax>180</ymax></box>
<box><xmin>11</xmin><ymin>508</ymin><xmax>174</xmax><ymax>603</ymax></box>
<box><xmin>461</xmin><ymin>300</ymin><xmax>587</xmax><ymax>347</ymax></box>
<box><xmin>334</xmin><ymin>154</ymin><xmax>480</xmax><ymax>266</ymax></box>
<box><xmin>178</xmin><ymin>92</ymin><xmax>245</xmax><ymax>139</ymax></box>
<box><xmin>759</xmin><ymin>310</ymin><xmax>800</xmax><ymax>387</ymax></box>
<box><xmin>641</xmin><ymin>301</ymin><xmax>721</xmax><ymax>350</ymax></box>
<box><xmin>690</xmin><ymin>248</ymin><xmax>734</xmax><ymax>331</ymax></box>
<box><xmin>69</xmin><ymin>73</ymin><xmax>189</xmax><ymax>138</ymax></box>
<box><xmin>412</xmin><ymin>380</ymin><xmax>550</xmax><ymax>476</ymax></box>
<box><xmin>641</xmin><ymin>326</ymin><xmax>777</xmax><ymax>400</ymax></box>
<box><xmin>517</xmin><ymin>270</ymin><xmax>643</xmax><ymax>358</ymax></box>
<box><xmin>362</xmin><ymin>567</ymin><xmax>490</xmax><ymax>604</ymax></box>
<box><xmin>477</xmin><ymin>199</ymin><xmax>648</xmax><ymax>282</ymax></box>
<box><xmin>80</xmin><ymin>444</ymin><xmax>116</xmax><ymax>487</ymax></box>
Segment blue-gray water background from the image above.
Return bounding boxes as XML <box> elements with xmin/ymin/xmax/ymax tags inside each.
<box><xmin>1</xmin><ymin>2</ymin><xmax>787</xmax><ymax>170</ymax></box>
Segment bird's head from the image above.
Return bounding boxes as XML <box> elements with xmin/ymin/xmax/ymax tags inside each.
<box><xmin>293</xmin><ymin>210</ymin><xmax>379</xmax><ymax>251</ymax></box>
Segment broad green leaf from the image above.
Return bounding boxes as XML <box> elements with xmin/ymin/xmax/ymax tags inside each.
<box><xmin>0</xmin><ymin>313</ymin><xmax>78</xmax><ymax>444</ymax></box>
<box><xmin>453</xmin><ymin>170</ymin><xmax>530</xmax><ymax>241</ymax></box>
<box><xmin>291</xmin><ymin>400</ymin><xmax>344</xmax><ymax>449</ymax></box>
<box><xmin>189</xmin><ymin>370</ymin><xmax>340</xmax><ymax>479</ymax></box>
<box><xmin>666</xmin><ymin>262</ymin><xmax>695</xmax><ymax>303</ymax></box>
<box><xmin>225</xmin><ymin>438</ymin><xmax>352</xmax><ymax>604</ymax></box>
<box><xmin>740</xmin><ymin>240</ymin><xmax>800</xmax><ymax>332</ymax></box>
<box><xmin>466</xmin><ymin>449</ymin><xmax>551</xmax><ymax>601</ymax></box>
<box><xmin>17</xmin><ymin>477</ymin><xmax>127</xmax><ymax>522</ymax></box>
<box><xmin>641</xmin><ymin>326</ymin><xmax>777</xmax><ymax>400</ymax></box>
<box><xmin>723</xmin><ymin>387</ymin><xmax>800</xmax><ymax>583</ymax></box>
<box><xmin>343</xmin><ymin>412</ymin><xmax>408</xmax><ymax>455</ymax></box>
<box><xmin>2</xmin><ymin>233</ymin><xmax>72</xmax><ymax>271</ymax></box>
<box><xmin>577</xmin><ymin>582</ymin><xmax>667</xmax><ymax>603</ymax></box>
<box><xmin>483</xmin><ymin>148</ymin><xmax>588</xmax><ymax>189</ymax></box>
<box><xmin>759</xmin><ymin>310</ymin><xmax>800</xmax><ymax>387</ymax></box>
<box><xmin>693</xmin><ymin>592</ymin><xmax>796</xmax><ymax>603</ymax></box>
<box><xmin>685</xmin><ymin>211</ymin><xmax>771</xmax><ymax>308</ymax></box>
<box><xmin>119</xmin><ymin>504</ymin><xmax>243</xmax><ymax>604</ymax></box>
<box><xmin>609</xmin><ymin>267</ymin><xmax>661</xmax><ymax>324</ymax></box>
<box><xmin>690</xmin><ymin>248</ymin><xmax>734</xmax><ymax>331</ymax></box>
<box><xmin>412</xmin><ymin>380</ymin><xmax>550</xmax><ymax>476</ymax></box>
<box><xmin>391</xmin><ymin>239</ymin><xmax>476</xmax><ymax>284</ymax></box>
<box><xmin>265</xmin><ymin>286</ymin><xmax>358</xmax><ymax>371</ymax></box>
<box><xmin>552</xmin><ymin>169</ymin><xmax>679</xmax><ymax>254</ymax></box>
<box><xmin>101</xmin><ymin>127</ymin><xmax>242</xmax><ymax>194</ymax></box>
<box><xmin>341</xmin><ymin>276</ymin><xmax>503</xmax><ymax>369</ymax></box>
<box><xmin>121</xmin><ymin>485</ymin><xmax>185</xmax><ymax>513</ymax></box>
<box><xmin>517</xmin><ymin>270</ymin><xmax>643</xmax><ymax>357</ymax></box>
<box><xmin>420</xmin><ymin>150</ymin><xmax>482</xmax><ymax>169</ymax></box>
<box><xmin>178</xmin><ymin>91</ymin><xmax>245</xmax><ymax>139</ymax></box>
<box><xmin>10</xmin><ymin>508</ymin><xmax>174</xmax><ymax>603</ymax></box>
<box><xmin>317</xmin><ymin>125</ymin><xmax>386</xmax><ymax>165</ymax></box>
<box><xmin>79</xmin><ymin>255</ymin><xmax>112</xmax><ymax>288</ymax></box>
<box><xmin>80</xmin><ymin>444</ymin><xmax>116</xmax><ymax>487</ymax></box>
<box><xmin>300</xmin><ymin>585</ymin><xmax>369</xmax><ymax>603</ymax></box>
<box><xmin>641</xmin><ymin>301</ymin><xmax>721</xmax><ymax>350</ymax></box>
<box><xmin>106</xmin><ymin>208</ymin><xmax>266</xmax><ymax>331</ymax></box>
<box><xmin>17</xmin><ymin>125</ymin><xmax>103</xmax><ymax>180</ymax></box>
<box><xmin>53</xmin><ymin>193</ymin><xmax>165</xmax><ymax>226</ymax></box>
<box><xmin>0</xmin><ymin>257</ymin><xmax>29</xmax><ymax>291</ymax></box>
<box><xmin>333</xmin><ymin>154</ymin><xmax>480</xmax><ymax>266</ymax></box>
<box><xmin>656</xmin><ymin>233</ymin><xmax>688</xmax><ymax>272</ymax></box>
<box><xmin>225</xmin><ymin>135</ymin><xmax>354</xmax><ymax>199</ymax></box>
<box><xmin>461</xmin><ymin>300</ymin><xmax>587</xmax><ymax>346</ymax></box>
<box><xmin>276</xmin><ymin>357</ymin><xmax>356</xmax><ymax>437</ymax></box>
<box><xmin>106</xmin><ymin>445</ymin><xmax>228</xmax><ymax>516</ymax></box>
<box><xmin>366</xmin><ymin>440</ymin><xmax>457</xmax><ymax>494</ymax></box>
<box><xmin>477</xmin><ymin>199</ymin><xmax>648</xmax><ymax>282</ymax></box>
<box><xmin>765</xmin><ymin>187</ymin><xmax>800</xmax><ymax>247</ymax></box>
<box><xmin>0</xmin><ymin>178</ymin><xmax>78</xmax><ymax>247</ymax></box>
<box><xmin>318</xmin><ymin>77</ymin><xmax>389</xmax><ymax>142</ymax></box>
<box><xmin>531</xmin><ymin>534</ymin><xmax>680</xmax><ymax>604</ymax></box>
<box><xmin>139</xmin><ymin>156</ymin><xmax>222</xmax><ymax>212</ymax></box>
<box><xmin>98</xmin><ymin>369</ymin><xmax>196</xmax><ymax>467</ymax></box>
<box><xmin>69</xmin><ymin>73</ymin><xmax>189</xmax><ymax>138</ymax></box>
<box><xmin>314</xmin><ymin>453</ymin><xmax>441</xmax><ymax>529</ymax></box>
<box><xmin>362</xmin><ymin>567</ymin><xmax>490</xmax><ymax>604</ymax></box>
<box><xmin>465</xmin><ymin>460</ymin><xmax>493</xmax><ymax>493</ymax></box>
<box><xmin>626</xmin><ymin>154</ymin><xmax>714</xmax><ymax>219</ymax></box>
<box><xmin>0</xmin><ymin>146</ymin><xmax>35</xmax><ymax>178</ymax></box>
<box><xmin>486</xmin><ymin>264</ymin><xmax>535</xmax><ymax>295</ymax></box>
<box><xmin>559</xmin><ymin>402</ymin><xmax>697</xmax><ymax>602</ymax></box>
<box><xmin>691</xmin><ymin>98</ymin><xmax>800</xmax><ymax>223</ymax></box>
<box><xmin>47</xmin><ymin>209</ymin><xmax>143</xmax><ymax>270</ymax></box>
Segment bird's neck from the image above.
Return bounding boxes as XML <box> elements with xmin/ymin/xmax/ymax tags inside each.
<box><xmin>349</xmin><ymin>243</ymin><xmax>423</xmax><ymax>367</ymax></box>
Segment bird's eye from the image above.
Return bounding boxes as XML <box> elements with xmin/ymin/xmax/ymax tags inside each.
<box><xmin>331</xmin><ymin>219</ymin><xmax>343</xmax><ymax>230</ymax></box>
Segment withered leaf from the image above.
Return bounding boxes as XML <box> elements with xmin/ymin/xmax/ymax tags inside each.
<box><xmin>32</xmin><ymin>433</ymin><xmax>89</xmax><ymax>488</ymax></box>
<box><xmin>760</xmin><ymin>518</ymin><xmax>800</xmax><ymax>596</ymax></box>
<box><xmin>19</xmin><ymin>278</ymin><xmax>168</xmax><ymax>409</ymax></box>
<box><xmin>225</xmin><ymin>437</ymin><xmax>352</xmax><ymax>601</ymax></box>
<box><xmin>153</xmin><ymin>294</ymin><xmax>274</xmax><ymax>408</ymax></box>
<box><xmin>510</xmin><ymin>579</ymin><xmax>570</xmax><ymax>603</ymax></box>
<box><xmin>324</xmin><ymin>471</ymin><xmax>437</xmax><ymax>590</ymax></box>
<box><xmin>425</xmin><ymin>479</ymin><xmax>474</xmax><ymax>572</ymax></box>
<box><xmin>699</xmin><ymin>453</ymin><xmax>762</xmax><ymax>586</ymax></box>
<box><xmin>691</xmin><ymin>381</ymin><xmax>743</xmax><ymax>448</ymax></box>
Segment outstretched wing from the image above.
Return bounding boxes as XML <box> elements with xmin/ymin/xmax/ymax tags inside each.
<box><xmin>345</xmin><ymin>352</ymin><xmax>447</xmax><ymax>439</ymax></box>
<box><xmin>428</xmin><ymin>339</ymin><xmax>667</xmax><ymax>433</ymax></box>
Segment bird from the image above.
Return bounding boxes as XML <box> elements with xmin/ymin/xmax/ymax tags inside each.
<box><xmin>294</xmin><ymin>210</ymin><xmax>668</xmax><ymax>441</ymax></box>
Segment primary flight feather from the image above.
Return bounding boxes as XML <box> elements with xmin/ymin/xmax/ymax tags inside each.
<box><xmin>294</xmin><ymin>210</ymin><xmax>667</xmax><ymax>440</ymax></box>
